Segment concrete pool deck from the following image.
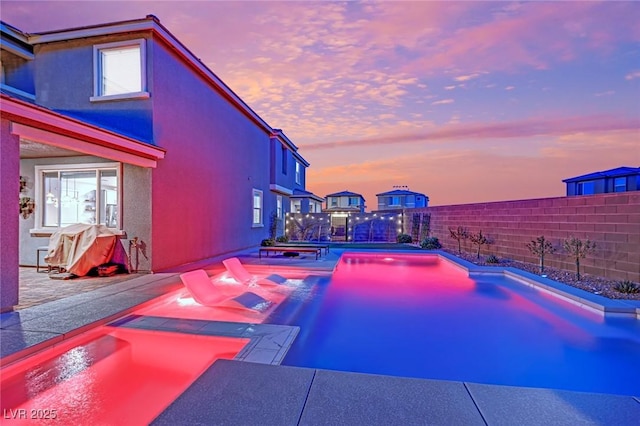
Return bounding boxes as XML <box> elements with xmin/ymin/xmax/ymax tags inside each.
<box><xmin>2</xmin><ymin>248</ymin><xmax>639</xmax><ymax>424</ymax></box>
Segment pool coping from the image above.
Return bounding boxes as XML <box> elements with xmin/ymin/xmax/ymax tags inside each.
<box><xmin>152</xmin><ymin>359</ymin><xmax>640</xmax><ymax>425</ymax></box>
<box><xmin>110</xmin><ymin>314</ymin><xmax>300</xmax><ymax>365</ymax></box>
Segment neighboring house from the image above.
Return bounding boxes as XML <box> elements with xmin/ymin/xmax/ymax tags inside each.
<box><xmin>0</xmin><ymin>16</ymin><xmax>320</xmax><ymax>311</ymax></box>
<box><xmin>323</xmin><ymin>190</ymin><xmax>366</xmax><ymax>213</ymax></box>
<box><xmin>563</xmin><ymin>167</ymin><xmax>640</xmax><ymax>196</ymax></box>
<box><xmin>268</xmin><ymin>129</ymin><xmax>323</xmax><ymax>235</ymax></box>
<box><xmin>290</xmin><ymin>189</ymin><xmax>324</xmax><ymax>214</ymax></box>
<box><xmin>376</xmin><ymin>188</ymin><xmax>428</xmax><ymax>211</ymax></box>
<box><xmin>322</xmin><ymin>190</ymin><xmax>366</xmax><ymax>241</ymax></box>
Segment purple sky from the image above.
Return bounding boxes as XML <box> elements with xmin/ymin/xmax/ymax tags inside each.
<box><xmin>3</xmin><ymin>1</ymin><xmax>639</xmax><ymax>206</ymax></box>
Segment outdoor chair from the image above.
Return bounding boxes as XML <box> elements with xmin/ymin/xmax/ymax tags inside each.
<box><xmin>222</xmin><ymin>257</ymin><xmax>288</xmax><ymax>287</ymax></box>
<box><xmin>179</xmin><ymin>269</ymin><xmax>271</xmax><ymax>312</ymax></box>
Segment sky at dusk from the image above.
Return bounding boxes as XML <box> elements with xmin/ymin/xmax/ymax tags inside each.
<box><xmin>2</xmin><ymin>1</ymin><xmax>639</xmax><ymax>207</ymax></box>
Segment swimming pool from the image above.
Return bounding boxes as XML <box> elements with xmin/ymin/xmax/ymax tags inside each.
<box><xmin>0</xmin><ymin>325</ymin><xmax>248</xmax><ymax>424</ymax></box>
<box><xmin>273</xmin><ymin>252</ymin><xmax>640</xmax><ymax>396</ymax></box>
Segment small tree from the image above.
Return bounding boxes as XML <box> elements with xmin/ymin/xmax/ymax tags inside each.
<box><xmin>448</xmin><ymin>226</ymin><xmax>469</xmax><ymax>254</ymax></box>
<box><xmin>469</xmin><ymin>230</ymin><xmax>490</xmax><ymax>259</ymax></box>
<box><xmin>563</xmin><ymin>236</ymin><xmax>596</xmax><ymax>281</ymax></box>
<box><xmin>526</xmin><ymin>236</ymin><xmax>556</xmax><ymax>274</ymax></box>
<box><xmin>268</xmin><ymin>211</ymin><xmax>280</xmax><ymax>240</ymax></box>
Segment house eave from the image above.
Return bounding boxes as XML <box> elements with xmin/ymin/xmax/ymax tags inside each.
<box><xmin>2</xmin><ymin>93</ymin><xmax>165</xmax><ymax>168</ymax></box>
<box><xmin>270</xmin><ymin>184</ymin><xmax>294</xmax><ymax>196</ymax></box>
<box><xmin>27</xmin><ymin>16</ymin><xmax>274</xmax><ymax>136</ymax></box>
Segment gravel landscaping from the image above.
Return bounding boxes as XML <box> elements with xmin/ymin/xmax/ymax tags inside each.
<box><xmin>445</xmin><ymin>249</ymin><xmax>640</xmax><ymax>301</ymax></box>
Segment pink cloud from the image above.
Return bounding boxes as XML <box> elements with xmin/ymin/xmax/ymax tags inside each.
<box><xmin>303</xmin><ymin>114</ymin><xmax>639</xmax><ymax>151</ymax></box>
<box><xmin>403</xmin><ymin>2</ymin><xmax>640</xmax><ymax>74</ymax></box>
<box><xmin>308</xmin><ymin>129</ymin><xmax>639</xmax><ymax>206</ymax></box>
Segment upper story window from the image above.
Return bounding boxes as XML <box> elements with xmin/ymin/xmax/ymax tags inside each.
<box><xmin>35</xmin><ymin>163</ymin><xmax>120</xmax><ymax>231</ymax></box>
<box><xmin>348</xmin><ymin>197</ymin><xmax>360</xmax><ymax>206</ymax></box>
<box><xmin>0</xmin><ymin>51</ymin><xmax>36</xmax><ymax>100</ymax></box>
<box><xmin>92</xmin><ymin>39</ymin><xmax>149</xmax><ymax>101</ymax></box>
<box><xmin>277</xmin><ymin>195</ymin><xmax>283</xmax><ymax>219</ymax></box>
<box><xmin>391</xmin><ymin>196</ymin><xmax>400</xmax><ymax>206</ymax></box>
<box><xmin>614</xmin><ymin>177</ymin><xmax>627</xmax><ymax>192</ymax></box>
<box><xmin>281</xmin><ymin>146</ymin><xmax>288</xmax><ymax>175</ymax></box>
<box><xmin>577</xmin><ymin>180</ymin><xmax>595</xmax><ymax>195</ymax></box>
<box><xmin>330</xmin><ymin>197</ymin><xmax>338</xmax><ymax>207</ymax></box>
<box><xmin>252</xmin><ymin>189</ymin><xmax>263</xmax><ymax>227</ymax></box>
<box><xmin>295</xmin><ymin>161</ymin><xmax>301</xmax><ymax>184</ymax></box>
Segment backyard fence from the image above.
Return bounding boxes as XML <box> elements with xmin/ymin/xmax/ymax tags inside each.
<box><xmin>404</xmin><ymin>192</ymin><xmax>640</xmax><ymax>282</ymax></box>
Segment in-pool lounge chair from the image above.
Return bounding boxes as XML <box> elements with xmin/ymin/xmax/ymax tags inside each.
<box><xmin>180</xmin><ymin>269</ymin><xmax>271</xmax><ymax>312</ymax></box>
<box><xmin>222</xmin><ymin>257</ymin><xmax>288</xmax><ymax>287</ymax></box>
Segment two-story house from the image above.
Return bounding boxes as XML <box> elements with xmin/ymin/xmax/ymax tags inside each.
<box><xmin>321</xmin><ymin>190</ymin><xmax>366</xmax><ymax>241</ymax></box>
<box><xmin>323</xmin><ymin>190</ymin><xmax>366</xmax><ymax>213</ymax></box>
<box><xmin>0</xmin><ymin>16</ymin><xmax>320</xmax><ymax>311</ymax></box>
<box><xmin>269</xmin><ymin>129</ymin><xmax>324</xmax><ymax>225</ymax></box>
<box><xmin>563</xmin><ymin>167</ymin><xmax>640</xmax><ymax>196</ymax></box>
<box><xmin>376</xmin><ymin>188</ymin><xmax>428</xmax><ymax>211</ymax></box>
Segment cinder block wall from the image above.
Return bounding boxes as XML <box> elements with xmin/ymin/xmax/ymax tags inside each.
<box><xmin>405</xmin><ymin>193</ymin><xmax>640</xmax><ymax>282</ymax></box>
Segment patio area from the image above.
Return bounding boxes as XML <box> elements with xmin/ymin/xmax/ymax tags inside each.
<box><xmin>16</xmin><ymin>266</ymin><xmax>144</xmax><ymax>310</ymax></box>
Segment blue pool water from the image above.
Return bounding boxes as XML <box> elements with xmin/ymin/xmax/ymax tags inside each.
<box><xmin>270</xmin><ymin>253</ymin><xmax>640</xmax><ymax>396</ymax></box>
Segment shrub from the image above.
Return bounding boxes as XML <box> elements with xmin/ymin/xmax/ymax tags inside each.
<box><xmin>275</xmin><ymin>235</ymin><xmax>289</xmax><ymax>243</ymax></box>
<box><xmin>448</xmin><ymin>226</ymin><xmax>469</xmax><ymax>254</ymax></box>
<box><xmin>261</xmin><ymin>238</ymin><xmax>275</xmax><ymax>247</ymax></box>
<box><xmin>614</xmin><ymin>280</ymin><xmax>640</xmax><ymax>294</ymax></box>
<box><xmin>526</xmin><ymin>235</ymin><xmax>555</xmax><ymax>274</ymax></box>
<box><xmin>485</xmin><ymin>254</ymin><xmax>500</xmax><ymax>264</ymax></box>
<box><xmin>397</xmin><ymin>233</ymin><xmax>413</xmax><ymax>243</ymax></box>
<box><xmin>469</xmin><ymin>230</ymin><xmax>491</xmax><ymax>259</ymax></box>
<box><xmin>420</xmin><ymin>237</ymin><xmax>442</xmax><ymax>250</ymax></box>
<box><xmin>563</xmin><ymin>236</ymin><xmax>596</xmax><ymax>281</ymax></box>
<box><xmin>268</xmin><ymin>211</ymin><xmax>280</xmax><ymax>240</ymax></box>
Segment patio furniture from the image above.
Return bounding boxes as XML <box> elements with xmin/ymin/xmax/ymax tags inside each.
<box><xmin>258</xmin><ymin>246</ymin><xmax>322</xmax><ymax>260</ymax></box>
<box><xmin>275</xmin><ymin>243</ymin><xmax>330</xmax><ymax>255</ymax></box>
<box><xmin>45</xmin><ymin>224</ymin><xmax>122</xmax><ymax>277</ymax></box>
<box><xmin>36</xmin><ymin>246</ymin><xmax>49</xmax><ymax>273</ymax></box>
<box><xmin>180</xmin><ymin>269</ymin><xmax>271</xmax><ymax>312</ymax></box>
<box><xmin>222</xmin><ymin>257</ymin><xmax>288</xmax><ymax>286</ymax></box>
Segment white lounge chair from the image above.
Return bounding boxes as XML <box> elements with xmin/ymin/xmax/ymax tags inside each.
<box><xmin>180</xmin><ymin>269</ymin><xmax>271</xmax><ymax>312</ymax></box>
<box><xmin>222</xmin><ymin>257</ymin><xmax>287</xmax><ymax>287</ymax></box>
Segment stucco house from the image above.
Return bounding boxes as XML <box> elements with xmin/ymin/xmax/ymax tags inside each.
<box><xmin>290</xmin><ymin>189</ymin><xmax>324</xmax><ymax>214</ymax></box>
<box><xmin>323</xmin><ymin>190</ymin><xmax>366</xmax><ymax>213</ymax></box>
<box><xmin>0</xmin><ymin>16</ymin><xmax>320</xmax><ymax>311</ymax></box>
<box><xmin>563</xmin><ymin>166</ymin><xmax>640</xmax><ymax>196</ymax></box>
<box><xmin>269</xmin><ymin>129</ymin><xmax>324</xmax><ymax>228</ymax></box>
<box><xmin>375</xmin><ymin>187</ymin><xmax>428</xmax><ymax>211</ymax></box>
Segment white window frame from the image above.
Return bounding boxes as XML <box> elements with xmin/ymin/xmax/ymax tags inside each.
<box><xmin>614</xmin><ymin>177</ymin><xmax>626</xmax><ymax>192</ymax></box>
<box><xmin>91</xmin><ymin>39</ymin><xmax>149</xmax><ymax>102</ymax></box>
<box><xmin>295</xmin><ymin>161</ymin><xmax>301</xmax><ymax>184</ymax></box>
<box><xmin>277</xmin><ymin>195</ymin><xmax>283</xmax><ymax>219</ymax></box>
<box><xmin>252</xmin><ymin>189</ymin><xmax>264</xmax><ymax>227</ymax></box>
<box><xmin>32</xmin><ymin>162</ymin><xmax>122</xmax><ymax>235</ymax></box>
<box><xmin>577</xmin><ymin>180</ymin><xmax>595</xmax><ymax>195</ymax></box>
